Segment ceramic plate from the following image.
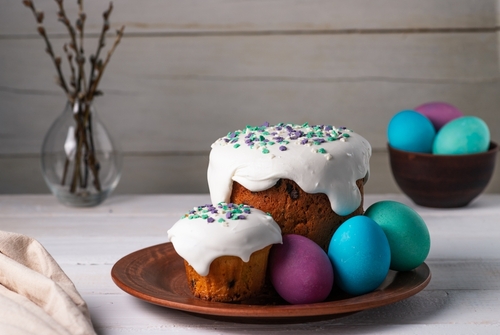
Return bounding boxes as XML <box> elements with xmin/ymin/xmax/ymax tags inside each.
<box><xmin>111</xmin><ymin>243</ymin><xmax>431</xmax><ymax>323</ymax></box>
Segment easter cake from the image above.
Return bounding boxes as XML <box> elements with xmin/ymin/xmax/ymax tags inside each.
<box><xmin>208</xmin><ymin>122</ymin><xmax>372</xmax><ymax>250</ymax></box>
<box><xmin>167</xmin><ymin>203</ymin><xmax>282</xmax><ymax>302</ymax></box>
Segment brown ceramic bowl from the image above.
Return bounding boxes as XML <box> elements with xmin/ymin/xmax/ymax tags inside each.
<box><xmin>388</xmin><ymin>141</ymin><xmax>498</xmax><ymax>208</ymax></box>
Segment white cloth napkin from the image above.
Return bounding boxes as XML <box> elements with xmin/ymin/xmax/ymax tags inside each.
<box><xmin>0</xmin><ymin>231</ymin><xmax>96</xmax><ymax>335</ymax></box>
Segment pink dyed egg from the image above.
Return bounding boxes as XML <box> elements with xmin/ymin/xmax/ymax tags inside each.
<box><xmin>269</xmin><ymin>234</ymin><xmax>333</xmax><ymax>304</ymax></box>
<box><xmin>414</xmin><ymin>102</ymin><xmax>463</xmax><ymax>131</ymax></box>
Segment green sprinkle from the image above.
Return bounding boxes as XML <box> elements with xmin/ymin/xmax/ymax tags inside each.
<box><xmin>327</xmin><ymin>137</ymin><xmax>335</xmax><ymax>142</ymax></box>
<box><xmin>262</xmin><ymin>148</ymin><xmax>270</xmax><ymax>154</ymax></box>
<box><xmin>233</xmin><ymin>143</ymin><xmax>240</xmax><ymax>148</ymax></box>
<box><xmin>218</xmin><ymin>218</ymin><xmax>225</xmax><ymax>223</ymax></box>
<box><xmin>343</xmin><ymin>133</ymin><xmax>350</xmax><ymax>138</ymax></box>
<box><xmin>318</xmin><ymin>148</ymin><xmax>327</xmax><ymax>154</ymax></box>
<box><xmin>201</xmin><ymin>214</ymin><xmax>208</xmax><ymax>219</ymax></box>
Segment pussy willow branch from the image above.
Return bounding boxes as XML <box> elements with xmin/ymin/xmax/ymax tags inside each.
<box><xmin>87</xmin><ymin>25</ymin><xmax>125</xmax><ymax>101</ymax></box>
<box><xmin>87</xmin><ymin>2</ymin><xmax>112</xmax><ymax>99</ymax></box>
<box><xmin>55</xmin><ymin>0</ymin><xmax>87</xmax><ymax>102</ymax></box>
<box><xmin>63</xmin><ymin>44</ymin><xmax>76</xmax><ymax>89</ymax></box>
<box><xmin>22</xmin><ymin>0</ymin><xmax>71</xmax><ymax>98</ymax></box>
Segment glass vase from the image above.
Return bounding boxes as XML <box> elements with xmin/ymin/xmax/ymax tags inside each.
<box><xmin>41</xmin><ymin>101</ymin><xmax>122</xmax><ymax>207</ymax></box>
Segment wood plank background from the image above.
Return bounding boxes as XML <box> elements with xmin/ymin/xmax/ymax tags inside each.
<box><xmin>1</xmin><ymin>0</ymin><xmax>499</xmax><ymax>195</ymax></box>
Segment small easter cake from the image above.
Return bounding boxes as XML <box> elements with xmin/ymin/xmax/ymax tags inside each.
<box><xmin>208</xmin><ymin>122</ymin><xmax>372</xmax><ymax>250</ymax></box>
<box><xmin>167</xmin><ymin>203</ymin><xmax>282</xmax><ymax>302</ymax></box>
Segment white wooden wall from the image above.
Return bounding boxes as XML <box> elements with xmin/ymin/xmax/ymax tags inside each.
<box><xmin>1</xmin><ymin>0</ymin><xmax>499</xmax><ymax>195</ymax></box>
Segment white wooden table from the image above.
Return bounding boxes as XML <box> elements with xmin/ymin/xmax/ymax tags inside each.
<box><xmin>1</xmin><ymin>194</ymin><xmax>499</xmax><ymax>334</ymax></box>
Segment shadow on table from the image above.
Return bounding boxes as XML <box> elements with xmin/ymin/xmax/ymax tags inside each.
<box><xmin>112</xmin><ymin>289</ymin><xmax>450</xmax><ymax>334</ymax></box>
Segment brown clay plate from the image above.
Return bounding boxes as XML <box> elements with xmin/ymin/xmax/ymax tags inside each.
<box><xmin>111</xmin><ymin>243</ymin><xmax>431</xmax><ymax>322</ymax></box>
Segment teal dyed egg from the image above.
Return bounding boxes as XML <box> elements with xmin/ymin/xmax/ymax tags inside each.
<box><xmin>387</xmin><ymin>110</ymin><xmax>436</xmax><ymax>153</ymax></box>
<box><xmin>327</xmin><ymin>216</ymin><xmax>391</xmax><ymax>296</ymax></box>
<box><xmin>364</xmin><ymin>201</ymin><xmax>430</xmax><ymax>272</ymax></box>
<box><xmin>433</xmin><ymin>116</ymin><xmax>490</xmax><ymax>155</ymax></box>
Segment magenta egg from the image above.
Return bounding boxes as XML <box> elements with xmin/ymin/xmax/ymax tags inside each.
<box><xmin>414</xmin><ymin>102</ymin><xmax>463</xmax><ymax>131</ymax></box>
<box><xmin>269</xmin><ymin>234</ymin><xmax>334</xmax><ymax>304</ymax></box>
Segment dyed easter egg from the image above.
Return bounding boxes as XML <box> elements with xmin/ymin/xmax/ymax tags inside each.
<box><xmin>269</xmin><ymin>234</ymin><xmax>334</xmax><ymax>304</ymax></box>
<box><xmin>364</xmin><ymin>201</ymin><xmax>430</xmax><ymax>272</ymax></box>
<box><xmin>433</xmin><ymin>116</ymin><xmax>490</xmax><ymax>155</ymax></box>
<box><xmin>414</xmin><ymin>102</ymin><xmax>463</xmax><ymax>131</ymax></box>
<box><xmin>327</xmin><ymin>216</ymin><xmax>390</xmax><ymax>296</ymax></box>
<box><xmin>387</xmin><ymin>110</ymin><xmax>436</xmax><ymax>153</ymax></box>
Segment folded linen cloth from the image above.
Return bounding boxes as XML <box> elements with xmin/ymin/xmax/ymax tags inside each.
<box><xmin>0</xmin><ymin>231</ymin><xmax>96</xmax><ymax>335</ymax></box>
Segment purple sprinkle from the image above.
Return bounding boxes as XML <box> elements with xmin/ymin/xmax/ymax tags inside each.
<box><xmin>237</xmin><ymin>215</ymin><xmax>246</xmax><ymax>220</ymax></box>
<box><xmin>300</xmin><ymin>138</ymin><xmax>309</xmax><ymax>145</ymax></box>
<box><xmin>289</xmin><ymin>130</ymin><xmax>304</xmax><ymax>140</ymax></box>
<box><xmin>325</xmin><ymin>125</ymin><xmax>333</xmax><ymax>131</ymax></box>
<box><xmin>224</xmin><ymin>138</ymin><xmax>230</xmax><ymax>143</ymax></box>
<box><xmin>286</xmin><ymin>125</ymin><xmax>293</xmax><ymax>132</ymax></box>
<box><xmin>245</xmin><ymin>132</ymin><xmax>254</xmax><ymax>138</ymax></box>
<box><xmin>230</xmin><ymin>138</ymin><xmax>238</xmax><ymax>143</ymax></box>
<box><xmin>313</xmin><ymin>138</ymin><xmax>326</xmax><ymax>144</ymax></box>
<box><xmin>279</xmin><ymin>146</ymin><xmax>287</xmax><ymax>151</ymax></box>
<box><xmin>276</xmin><ymin>126</ymin><xmax>282</xmax><ymax>130</ymax></box>
<box><xmin>207</xmin><ymin>217</ymin><xmax>215</xmax><ymax>223</ymax></box>
<box><xmin>273</xmin><ymin>136</ymin><xmax>284</xmax><ymax>143</ymax></box>
<box><xmin>229</xmin><ymin>132</ymin><xmax>236</xmax><ymax>138</ymax></box>
<box><xmin>262</xmin><ymin>122</ymin><xmax>270</xmax><ymax>127</ymax></box>
<box><xmin>189</xmin><ymin>210</ymin><xmax>196</xmax><ymax>214</ymax></box>
<box><xmin>243</xmin><ymin>208</ymin><xmax>251</xmax><ymax>214</ymax></box>
<box><xmin>225</xmin><ymin>212</ymin><xmax>232</xmax><ymax>219</ymax></box>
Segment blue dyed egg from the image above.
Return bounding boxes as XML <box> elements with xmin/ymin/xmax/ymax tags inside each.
<box><xmin>387</xmin><ymin>110</ymin><xmax>436</xmax><ymax>153</ymax></box>
<box><xmin>327</xmin><ymin>216</ymin><xmax>391</xmax><ymax>296</ymax></box>
<box><xmin>433</xmin><ymin>116</ymin><xmax>490</xmax><ymax>155</ymax></box>
<box><xmin>364</xmin><ymin>201</ymin><xmax>430</xmax><ymax>272</ymax></box>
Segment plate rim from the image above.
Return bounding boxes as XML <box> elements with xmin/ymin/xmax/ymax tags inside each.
<box><xmin>111</xmin><ymin>242</ymin><xmax>431</xmax><ymax>319</ymax></box>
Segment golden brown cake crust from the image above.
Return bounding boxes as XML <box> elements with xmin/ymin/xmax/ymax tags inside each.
<box><xmin>184</xmin><ymin>246</ymin><xmax>272</xmax><ymax>302</ymax></box>
<box><xmin>230</xmin><ymin>179</ymin><xmax>364</xmax><ymax>251</ymax></box>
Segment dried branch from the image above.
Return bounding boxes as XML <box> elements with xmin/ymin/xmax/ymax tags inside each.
<box><xmin>63</xmin><ymin>43</ymin><xmax>76</xmax><ymax>88</ymax></box>
<box><xmin>87</xmin><ymin>25</ymin><xmax>125</xmax><ymax>101</ymax></box>
<box><xmin>88</xmin><ymin>2</ymin><xmax>113</xmax><ymax>96</ymax></box>
<box><xmin>23</xmin><ymin>0</ymin><xmax>71</xmax><ymax>97</ymax></box>
<box><xmin>54</xmin><ymin>0</ymin><xmax>87</xmax><ymax>101</ymax></box>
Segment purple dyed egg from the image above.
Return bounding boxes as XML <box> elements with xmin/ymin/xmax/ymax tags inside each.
<box><xmin>414</xmin><ymin>102</ymin><xmax>463</xmax><ymax>131</ymax></box>
<box><xmin>269</xmin><ymin>234</ymin><xmax>333</xmax><ymax>304</ymax></box>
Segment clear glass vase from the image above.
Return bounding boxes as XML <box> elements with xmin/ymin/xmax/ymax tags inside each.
<box><xmin>41</xmin><ymin>101</ymin><xmax>122</xmax><ymax>207</ymax></box>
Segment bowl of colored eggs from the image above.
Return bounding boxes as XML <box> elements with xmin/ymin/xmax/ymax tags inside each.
<box><xmin>387</xmin><ymin>102</ymin><xmax>498</xmax><ymax>208</ymax></box>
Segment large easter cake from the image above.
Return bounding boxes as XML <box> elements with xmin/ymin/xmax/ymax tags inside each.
<box><xmin>208</xmin><ymin>122</ymin><xmax>372</xmax><ymax>250</ymax></box>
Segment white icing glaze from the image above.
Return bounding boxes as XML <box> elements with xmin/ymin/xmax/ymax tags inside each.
<box><xmin>167</xmin><ymin>203</ymin><xmax>282</xmax><ymax>276</ymax></box>
<box><xmin>207</xmin><ymin>123</ymin><xmax>371</xmax><ymax>216</ymax></box>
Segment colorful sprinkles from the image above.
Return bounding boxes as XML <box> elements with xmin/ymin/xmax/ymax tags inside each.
<box><xmin>183</xmin><ymin>202</ymin><xmax>256</xmax><ymax>225</ymax></box>
<box><xmin>214</xmin><ymin>122</ymin><xmax>353</xmax><ymax>160</ymax></box>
